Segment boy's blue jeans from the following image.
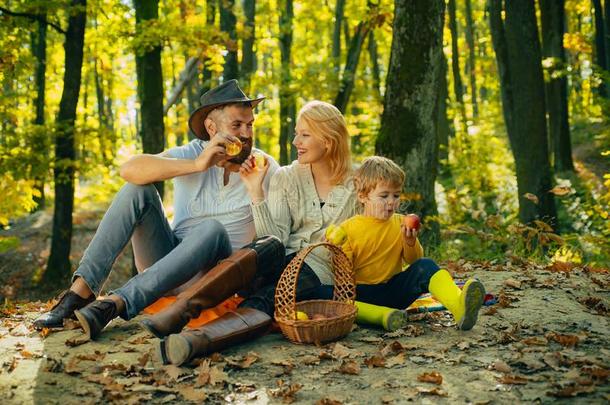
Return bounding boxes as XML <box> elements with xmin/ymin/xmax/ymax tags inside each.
<box><xmin>72</xmin><ymin>183</ymin><xmax>232</xmax><ymax>319</ymax></box>
<box><xmin>316</xmin><ymin>258</ymin><xmax>441</xmax><ymax>309</ymax></box>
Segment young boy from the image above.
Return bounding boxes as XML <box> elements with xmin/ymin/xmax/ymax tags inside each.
<box><xmin>335</xmin><ymin>156</ymin><xmax>485</xmax><ymax>331</ymax></box>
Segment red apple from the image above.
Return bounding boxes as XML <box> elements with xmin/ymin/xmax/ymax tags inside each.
<box><xmin>403</xmin><ymin>214</ymin><xmax>421</xmax><ymax>231</ymax></box>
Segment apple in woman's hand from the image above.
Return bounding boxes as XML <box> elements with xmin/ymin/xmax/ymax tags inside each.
<box><xmin>403</xmin><ymin>214</ymin><xmax>421</xmax><ymax>231</ymax></box>
<box><xmin>325</xmin><ymin>224</ymin><xmax>347</xmax><ymax>245</ymax></box>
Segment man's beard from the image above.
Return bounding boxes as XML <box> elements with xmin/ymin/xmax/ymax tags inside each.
<box><xmin>227</xmin><ymin>140</ymin><xmax>253</xmax><ymax>164</ymax></box>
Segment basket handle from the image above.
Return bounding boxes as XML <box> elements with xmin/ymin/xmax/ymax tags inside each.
<box><xmin>274</xmin><ymin>242</ymin><xmax>355</xmax><ymax>320</ymax></box>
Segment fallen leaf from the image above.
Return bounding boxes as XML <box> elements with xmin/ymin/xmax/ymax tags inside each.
<box><xmin>484</xmin><ymin>307</ymin><xmax>498</xmax><ymax>316</ymax></box>
<box><xmin>268</xmin><ymin>380</ymin><xmax>302</xmax><ymax>404</ymax></box>
<box><xmin>497</xmin><ymin>374</ymin><xmax>528</xmax><ymax>385</ymax></box>
<box><xmin>364</xmin><ymin>354</ymin><xmax>386</xmax><ymax>368</ymax></box>
<box><xmin>62</xmin><ymin>319</ymin><xmax>82</xmax><ymax>330</ymax></box>
<box><xmin>316</xmin><ymin>397</ymin><xmax>343</xmax><ymax>405</ymax></box>
<box><xmin>181</xmin><ymin>387</ymin><xmax>207</xmax><ymax>401</ymax></box>
<box><xmin>76</xmin><ymin>351</ymin><xmax>105</xmax><ymax>362</ymax></box>
<box><xmin>385</xmin><ymin>352</ymin><xmax>406</xmax><ymax>368</ymax></box>
<box><xmin>331</xmin><ymin>343</ymin><xmax>352</xmax><ymax>359</ymax></box>
<box><xmin>491</xmin><ymin>360</ymin><xmax>512</xmax><ymax>373</ymax></box>
<box><xmin>226</xmin><ymin>352</ymin><xmax>259</xmax><ymax>369</ymax></box>
<box><xmin>503</xmin><ymin>278</ymin><xmax>522</xmax><ymax>289</ymax></box>
<box><xmin>417</xmin><ymin>371</ymin><xmax>443</xmax><ymax>385</ymax></box>
<box><xmin>358</xmin><ymin>336</ymin><xmax>383</xmax><ymax>344</ymax></box>
<box><xmin>521</xmin><ymin>336</ymin><xmax>547</xmax><ymax>346</ymax></box>
<box><xmin>195</xmin><ymin>359</ymin><xmax>212</xmax><ymax>386</ymax></box>
<box><xmin>128</xmin><ymin>335</ymin><xmax>150</xmax><ymax>345</ymax></box>
<box><xmin>65</xmin><ymin>335</ymin><xmax>89</xmax><ymax>347</ymax></box>
<box><xmin>164</xmin><ymin>365</ymin><xmax>190</xmax><ymax>381</ymax></box>
<box><xmin>64</xmin><ymin>357</ymin><xmax>83</xmax><ymax>375</ymax></box>
<box><xmin>457</xmin><ymin>341</ymin><xmax>470</xmax><ymax>350</ymax></box>
<box><xmin>137</xmin><ymin>351</ymin><xmax>150</xmax><ymax>368</ymax></box>
<box><xmin>523</xmin><ymin>193</ymin><xmax>539</xmax><ymax>204</ymax></box>
<box><xmin>547</xmin><ymin>332</ymin><xmax>580</xmax><ymax>348</ymax></box>
<box><xmin>5</xmin><ymin>356</ymin><xmax>19</xmax><ymax>372</ymax></box>
<box><xmin>547</xmin><ymin>384</ymin><xmax>595</xmax><ymax>398</ymax></box>
<box><xmin>338</xmin><ymin>360</ymin><xmax>360</xmax><ymax>375</ymax></box>
<box><xmin>209</xmin><ymin>364</ymin><xmax>228</xmax><ymax>385</ymax></box>
<box><xmin>416</xmin><ymin>386</ymin><xmax>447</xmax><ymax>397</ymax></box>
<box><xmin>300</xmin><ymin>355</ymin><xmax>320</xmax><ymax>365</ymax></box>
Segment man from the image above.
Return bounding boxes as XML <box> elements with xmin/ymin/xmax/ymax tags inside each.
<box><xmin>34</xmin><ymin>80</ymin><xmax>284</xmax><ymax>340</ymax></box>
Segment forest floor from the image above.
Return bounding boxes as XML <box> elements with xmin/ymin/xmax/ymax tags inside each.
<box><xmin>0</xmin><ymin>128</ymin><xmax>609</xmax><ymax>404</ymax></box>
<box><xmin>0</xmin><ymin>255</ymin><xmax>608</xmax><ymax>404</ymax></box>
<box><xmin>0</xmin><ymin>206</ymin><xmax>609</xmax><ymax>404</ymax></box>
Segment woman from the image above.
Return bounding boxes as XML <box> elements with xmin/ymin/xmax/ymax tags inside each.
<box><xmin>147</xmin><ymin>101</ymin><xmax>358</xmax><ymax>365</ymax></box>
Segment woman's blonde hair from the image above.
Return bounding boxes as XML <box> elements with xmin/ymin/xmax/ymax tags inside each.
<box><xmin>354</xmin><ymin>156</ymin><xmax>405</xmax><ymax>197</ymax></box>
<box><xmin>297</xmin><ymin>100</ymin><xmax>351</xmax><ymax>184</ymax></box>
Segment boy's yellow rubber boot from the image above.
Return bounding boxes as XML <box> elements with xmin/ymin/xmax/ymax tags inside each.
<box><xmin>354</xmin><ymin>301</ymin><xmax>408</xmax><ymax>331</ymax></box>
<box><xmin>428</xmin><ymin>269</ymin><xmax>485</xmax><ymax>331</ymax></box>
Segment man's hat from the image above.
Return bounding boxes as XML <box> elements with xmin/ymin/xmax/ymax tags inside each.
<box><xmin>188</xmin><ymin>79</ymin><xmax>265</xmax><ymax>140</ymax></box>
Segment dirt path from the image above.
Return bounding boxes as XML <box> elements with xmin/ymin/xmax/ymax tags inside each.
<box><xmin>1</xmin><ymin>263</ymin><xmax>608</xmax><ymax>404</ymax></box>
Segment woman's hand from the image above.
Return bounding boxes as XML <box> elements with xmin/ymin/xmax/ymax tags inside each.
<box><xmin>239</xmin><ymin>154</ymin><xmax>269</xmax><ymax>202</ymax></box>
<box><xmin>401</xmin><ymin>223</ymin><xmax>418</xmax><ymax>247</ymax></box>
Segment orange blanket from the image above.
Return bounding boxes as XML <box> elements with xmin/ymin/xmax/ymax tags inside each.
<box><xmin>143</xmin><ymin>295</ymin><xmax>244</xmax><ymax>328</ymax></box>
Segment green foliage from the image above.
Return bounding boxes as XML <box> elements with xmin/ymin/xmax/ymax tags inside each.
<box><xmin>0</xmin><ymin>236</ymin><xmax>20</xmax><ymax>253</ymax></box>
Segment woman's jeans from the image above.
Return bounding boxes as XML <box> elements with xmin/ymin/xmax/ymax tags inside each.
<box><xmin>72</xmin><ymin>183</ymin><xmax>232</xmax><ymax>319</ymax></box>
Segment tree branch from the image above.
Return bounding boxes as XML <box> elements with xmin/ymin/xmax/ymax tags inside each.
<box><xmin>0</xmin><ymin>7</ymin><xmax>66</xmax><ymax>34</ymax></box>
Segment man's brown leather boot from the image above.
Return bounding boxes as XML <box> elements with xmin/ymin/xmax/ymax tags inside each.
<box><xmin>159</xmin><ymin>307</ymin><xmax>272</xmax><ymax>366</ymax></box>
<box><xmin>140</xmin><ymin>235</ymin><xmax>284</xmax><ymax>338</ymax></box>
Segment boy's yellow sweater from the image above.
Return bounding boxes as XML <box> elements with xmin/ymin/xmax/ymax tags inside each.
<box><xmin>339</xmin><ymin>214</ymin><xmax>424</xmax><ymax>284</ymax></box>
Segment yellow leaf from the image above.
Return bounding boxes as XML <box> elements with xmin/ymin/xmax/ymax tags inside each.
<box><xmin>548</xmin><ymin>185</ymin><xmax>572</xmax><ymax>196</ymax></box>
<box><xmin>523</xmin><ymin>193</ymin><xmax>539</xmax><ymax>204</ymax></box>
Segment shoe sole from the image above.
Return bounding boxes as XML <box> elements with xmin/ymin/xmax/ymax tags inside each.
<box><xmin>457</xmin><ymin>279</ymin><xmax>485</xmax><ymax>331</ymax></box>
<box><xmin>165</xmin><ymin>334</ymin><xmax>192</xmax><ymax>366</ymax></box>
<box><xmin>383</xmin><ymin>310</ymin><xmax>409</xmax><ymax>331</ymax></box>
<box><xmin>157</xmin><ymin>339</ymin><xmax>170</xmax><ymax>365</ymax></box>
<box><xmin>73</xmin><ymin>309</ymin><xmax>92</xmax><ymax>340</ymax></box>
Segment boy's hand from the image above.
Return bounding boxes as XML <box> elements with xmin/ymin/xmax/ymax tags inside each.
<box><xmin>401</xmin><ymin>223</ymin><xmax>418</xmax><ymax>247</ymax></box>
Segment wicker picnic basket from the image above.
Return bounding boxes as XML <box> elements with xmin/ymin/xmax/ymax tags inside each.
<box><xmin>274</xmin><ymin>242</ymin><xmax>357</xmax><ymax>344</ymax></box>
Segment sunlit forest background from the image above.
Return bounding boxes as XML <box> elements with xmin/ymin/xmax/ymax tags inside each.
<box><xmin>0</xmin><ymin>0</ymin><xmax>608</xmax><ymax>296</ymax></box>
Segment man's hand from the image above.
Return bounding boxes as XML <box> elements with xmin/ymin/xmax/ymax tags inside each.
<box><xmin>239</xmin><ymin>154</ymin><xmax>269</xmax><ymax>203</ymax></box>
<box><xmin>401</xmin><ymin>223</ymin><xmax>418</xmax><ymax>247</ymax></box>
<box><xmin>195</xmin><ymin>132</ymin><xmax>241</xmax><ymax>172</ymax></box>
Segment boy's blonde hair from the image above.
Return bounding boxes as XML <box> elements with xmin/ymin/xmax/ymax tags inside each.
<box><xmin>297</xmin><ymin>100</ymin><xmax>351</xmax><ymax>185</ymax></box>
<box><xmin>354</xmin><ymin>156</ymin><xmax>405</xmax><ymax>197</ymax></box>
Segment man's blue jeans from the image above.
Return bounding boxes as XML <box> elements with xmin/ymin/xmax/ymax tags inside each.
<box><xmin>72</xmin><ymin>183</ymin><xmax>232</xmax><ymax>319</ymax></box>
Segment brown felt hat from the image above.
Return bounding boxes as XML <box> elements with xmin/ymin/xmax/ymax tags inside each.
<box><xmin>188</xmin><ymin>79</ymin><xmax>265</xmax><ymax>140</ymax></box>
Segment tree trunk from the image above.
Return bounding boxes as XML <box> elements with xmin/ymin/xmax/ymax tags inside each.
<box><xmin>368</xmin><ymin>30</ymin><xmax>381</xmax><ymax>99</ymax></box>
<box><xmin>220</xmin><ymin>0</ymin><xmax>238</xmax><ymax>81</ymax></box>
<box><xmin>134</xmin><ymin>0</ymin><xmax>165</xmax><ymax>197</ymax></box>
<box><xmin>45</xmin><ymin>0</ymin><xmax>86</xmax><ymax>285</ymax></box>
<box><xmin>488</xmin><ymin>0</ymin><xmax>557</xmax><ymax>227</ymax></box>
<box><xmin>32</xmin><ymin>15</ymin><xmax>47</xmax><ymax>210</ymax></box>
<box><xmin>334</xmin><ymin>21</ymin><xmax>370</xmax><ymax>113</ymax></box>
<box><xmin>592</xmin><ymin>0</ymin><xmax>608</xmax><ymax>97</ymax></box>
<box><xmin>375</xmin><ymin>0</ymin><xmax>445</xmax><ymax>246</ymax></box>
<box><xmin>605</xmin><ymin>0</ymin><xmax>610</xmax><ymax>71</ymax></box>
<box><xmin>448</xmin><ymin>0</ymin><xmax>464</xmax><ymax>107</ymax></box>
<box><xmin>241</xmin><ymin>0</ymin><xmax>256</xmax><ymax>92</ymax></box>
<box><xmin>333</xmin><ymin>0</ymin><xmax>346</xmax><ymax>66</ymax></box>
<box><xmin>201</xmin><ymin>0</ymin><xmax>217</xmax><ymax>96</ymax></box>
<box><xmin>438</xmin><ymin>54</ymin><xmax>451</xmax><ymax>165</ymax></box>
<box><xmin>94</xmin><ymin>57</ymin><xmax>113</xmax><ymax>165</ymax></box>
<box><xmin>464</xmin><ymin>0</ymin><xmax>479</xmax><ymax>118</ymax></box>
<box><xmin>278</xmin><ymin>0</ymin><xmax>296</xmax><ymax>165</ymax></box>
<box><xmin>540</xmin><ymin>0</ymin><xmax>574</xmax><ymax>172</ymax></box>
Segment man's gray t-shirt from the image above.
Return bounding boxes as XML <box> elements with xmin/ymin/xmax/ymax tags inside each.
<box><xmin>167</xmin><ymin>139</ymin><xmax>278</xmax><ymax>251</ymax></box>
